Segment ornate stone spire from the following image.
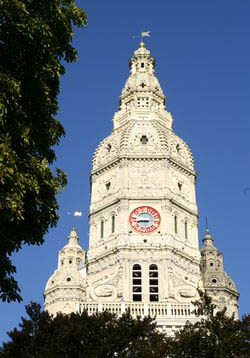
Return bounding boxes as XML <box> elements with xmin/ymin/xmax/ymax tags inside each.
<box><xmin>113</xmin><ymin>42</ymin><xmax>173</xmax><ymax>129</ymax></box>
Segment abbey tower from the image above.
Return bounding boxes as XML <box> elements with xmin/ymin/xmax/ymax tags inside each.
<box><xmin>44</xmin><ymin>43</ymin><xmax>239</xmax><ymax>333</ymax></box>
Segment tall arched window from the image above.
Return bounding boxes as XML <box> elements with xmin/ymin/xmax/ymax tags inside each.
<box><xmin>185</xmin><ymin>221</ymin><xmax>188</xmax><ymax>239</ymax></box>
<box><xmin>101</xmin><ymin>219</ymin><xmax>104</xmax><ymax>239</ymax></box>
<box><xmin>111</xmin><ymin>214</ymin><xmax>115</xmax><ymax>234</ymax></box>
<box><xmin>149</xmin><ymin>264</ymin><xmax>159</xmax><ymax>302</ymax></box>
<box><xmin>174</xmin><ymin>215</ymin><xmax>178</xmax><ymax>234</ymax></box>
<box><xmin>132</xmin><ymin>264</ymin><xmax>142</xmax><ymax>301</ymax></box>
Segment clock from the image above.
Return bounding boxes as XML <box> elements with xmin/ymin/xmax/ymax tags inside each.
<box><xmin>129</xmin><ymin>206</ymin><xmax>161</xmax><ymax>233</ymax></box>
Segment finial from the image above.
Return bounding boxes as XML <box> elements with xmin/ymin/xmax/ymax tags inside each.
<box><xmin>139</xmin><ymin>41</ymin><xmax>145</xmax><ymax>48</ymax></box>
<box><xmin>203</xmin><ymin>218</ymin><xmax>213</xmax><ymax>245</ymax></box>
<box><xmin>206</xmin><ymin>216</ymin><xmax>209</xmax><ymax>233</ymax></box>
<box><xmin>68</xmin><ymin>226</ymin><xmax>78</xmax><ymax>244</ymax></box>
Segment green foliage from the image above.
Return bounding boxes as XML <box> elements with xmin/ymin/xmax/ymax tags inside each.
<box><xmin>1</xmin><ymin>296</ymin><xmax>249</xmax><ymax>357</ymax></box>
<box><xmin>0</xmin><ymin>303</ymin><xmax>170</xmax><ymax>358</ymax></box>
<box><xmin>0</xmin><ymin>0</ymin><xmax>87</xmax><ymax>302</ymax></box>
<box><xmin>168</xmin><ymin>292</ymin><xmax>250</xmax><ymax>358</ymax></box>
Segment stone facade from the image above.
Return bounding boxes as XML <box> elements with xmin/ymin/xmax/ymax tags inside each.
<box><xmin>44</xmin><ymin>42</ymin><xmax>239</xmax><ymax>332</ymax></box>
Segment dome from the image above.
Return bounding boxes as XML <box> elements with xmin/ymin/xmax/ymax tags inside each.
<box><xmin>44</xmin><ymin>228</ymin><xmax>86</xmax><ymax>292</ymax></box>
<box><xmin>92</xmin><ymin>120</ymin><xmax>194</xmax><ymax>172</ymax></box>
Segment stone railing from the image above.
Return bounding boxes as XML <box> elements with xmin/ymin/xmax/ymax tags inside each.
<box><xmin>78</xmin><ymin>302</ymin><xmax>196</xmax><ymax>319</ymax></box>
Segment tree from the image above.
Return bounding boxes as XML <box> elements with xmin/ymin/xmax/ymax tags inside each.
<box><xmin>168</xmin><ymin>292</ymin><xmax>250</xmax><ymax>358</ymax></box>
<box><xmin>0</xmin><ymin>0</ymin><xmax>87</xmax><ymax>302</ymax></box>
<box><xmin>0</xmin><ymin>302</ymin><xmax>170</xmax><ymax>358</ymax></box>
<box><xmin>1</xmin><ymin>298</ymin><xmax>249</xmax><ymax>357</ymax></box>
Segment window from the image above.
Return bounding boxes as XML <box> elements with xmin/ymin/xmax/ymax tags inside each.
<box><xmin>101</xmin><ymin>220</ymin><xmax>104</xmax><ymax>239</ymax></box>
<box><xmin>107</xmin><ymin>143</ymin><xmax>111</xmax><ymax>152</ymax></box>
<box><xmin>132</xmin><ymin>264</ymin><xmax>142</xmax><ymax>301</ymax></box>
<box><xmin>106</xmin><ymin>182</ymin><xmax>111</xmax><ymax>191</ymax></box>
<box><xmin>176</xmin><ymin>144</ymin><xmax>181</xmax><ymax>153</ymax></box>
<box><xmin>137</xmin><ymin>97</ymin><xmax>149</xmax><ymax>108</ymax></box>
<box><xmin>140</xmin><ymin>135</ymin><xmax>148</xmax><ymax>144</ymax></box>
<box><xmin>112</xmin><ymin>214</ymin><xmax>115</xmax><ymax>233</ymax></box>
<box><xmin>178</xmin><ymin>182</ymin><xmax>182</xmax><ymax>191</ymax></box>
<box><xmin>174</xmin><ymin>215</ymin><xmax>178</xmax><ymax>234</ymax></box>
<box><xmin>149</xmin><ymin>264</ymin><xmax>159</xmax><ymax>302</ymax></box>
<box><xmin>141</xmin><ymin>62</ymin><xmax>144</xmax><ymax>68</ymax></box>
<box><xmin>185</xmin><ymin>221</ymin><xmax>188</xmax><ymax>239</ymax></box>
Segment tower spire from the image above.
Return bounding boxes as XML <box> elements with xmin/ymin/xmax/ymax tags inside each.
<box><xmin>202</xmin><ymin>218</ymin><xmax>213</xmax><ymax>246</ymax></box>
<box><xmin>113</xmin><ymin>41</ymin><xmax>173</xmax><ymax>130</ymax></box>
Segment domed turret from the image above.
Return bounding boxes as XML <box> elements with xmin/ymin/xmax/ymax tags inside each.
<box><xmin>200</xmin><ymin>228</ymin><xmax>239</xmax><ymax>317</ymax></box>
<box><xmin>44</xmin><ymin>228</ymin><xmax>87</xmax><ymax>315</ymax></box>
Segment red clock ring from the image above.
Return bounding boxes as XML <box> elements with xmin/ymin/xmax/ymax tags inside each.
<box><xmin>129</xmin><ymin>206</ymin><xmax>161</xmax><ymax>233</ymax></box>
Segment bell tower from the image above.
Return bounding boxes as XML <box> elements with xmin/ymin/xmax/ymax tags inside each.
<box><xmin>44</xmin><ymin>42</ymin><xmax>239</xmax><ymax>332</ymax></box>
<box><xmin>86</xmin><ymin>42</ymin><xmax>202</xmax><ymax>328</ymax></box>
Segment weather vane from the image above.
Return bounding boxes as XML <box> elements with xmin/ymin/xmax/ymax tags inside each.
<box><xmin>133</xmin><ymin>31</ymin><xmax>151</xmax><ymax>43</ymax></box>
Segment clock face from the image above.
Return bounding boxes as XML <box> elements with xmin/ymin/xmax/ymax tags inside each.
<box><xmin>129</xmin><ymin>206</ymin><xmax>161</xmax><ymax>233</ymax></box>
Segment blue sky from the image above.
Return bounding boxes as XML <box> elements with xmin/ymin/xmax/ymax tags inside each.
<box><xmin>1</xmin><ymin>0</ymin><xmax>250</xmax><ymax>344</ymax></box>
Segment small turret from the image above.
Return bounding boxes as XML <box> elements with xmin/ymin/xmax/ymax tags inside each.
<box><xmin>200</xmin><ymin>227</ymin><xmax>239</xmax><ymax>317</ymax></box>
<box><xmin>44</xmin><ymin>228</ymin><xmax>87</xmax><ymax>315</ymax></box>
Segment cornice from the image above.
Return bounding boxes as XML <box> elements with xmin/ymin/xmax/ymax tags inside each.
<box><xmin>170</xmin><ymin>199</ymin><xmax>199</xmax><ymax>217</ymax></box>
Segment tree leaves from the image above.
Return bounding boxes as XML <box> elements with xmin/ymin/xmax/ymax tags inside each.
<box><xmin>0</xmin><ymin>0</ymin><xmax>87</xmax><ymax>302</ymax></box>
<box><xmin>1</xmin><ymin>300</ymin><xmax>249</xmax><ymax>357</ymax></box>
<box><xmin>0</xmin><ymin>303</ymin><xmax>168</xmax><ymax>358</ymax></box>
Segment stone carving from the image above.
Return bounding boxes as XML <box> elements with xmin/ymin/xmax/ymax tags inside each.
<box><xmin>169</xmin><ymin>136</ymin><xmax>194</xmax><ymax>170</ymax></box>
<box><xmin>167</xmin><ymin>258</ymin><xmax>200</xmax><ymax>302</ymax></box>
<box><xmin>170</xmin><ymin>169</ymin><xmax>191</xmax><ymax>202</ymax></box>
<box><xmin>94</xmin><ymin>285</ymin><xmax>115</xmax><ymax>297</ymax></box>
<box><xmin>92</xmin><ymin>169</ymin><xmax>119</xmax><ymax>203</ymax></box>
<box><xmin>129</xmin><ymin>161</ymin><xmax>164</xmax><ymax>190</ymax></box>
<box><xmin>89</xmin><ymin>266</ymin><xmax>119</xmax><ymax>301</ymax></box>
<box><xmin>125</xmin><ymin>122</ymin><xmax>163</xmax><ymax>155</ymax></box>
<box><xmin>178</xmin><ymin>288</ymin><xmax>196</xmax><ymax>298</ymax></box>
<box><xmin>93</xmin><ymin>133</ymin><xmax>121</xmax><ymax>169</ymax></box>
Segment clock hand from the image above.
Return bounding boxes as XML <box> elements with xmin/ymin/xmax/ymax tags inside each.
<box><xmin>137</xmin><ymin>218</ymin><xmax>150</xmax><ymax>223</ymax></box>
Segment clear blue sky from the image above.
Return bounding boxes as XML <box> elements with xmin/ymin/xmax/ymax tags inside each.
<box><xmin>1</xmin><ymin>0</ymin><xmax>250</xmax><ymax>344</ymax></box>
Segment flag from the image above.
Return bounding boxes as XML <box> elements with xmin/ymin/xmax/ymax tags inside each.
<box><xmin>141</xmin><ymin>31</ymin><xmax>150</xmax><ymax>37</ymax></box>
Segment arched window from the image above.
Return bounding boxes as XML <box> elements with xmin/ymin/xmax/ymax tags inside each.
<box><xmin>101</xmin><ymin>219</ymin><xmax>104</xmax><ymax>239</ymax></box>
<box><xmin>149</xmin><ymin>264</ymin><xmax>159</xmax><ymax>302</ymax></box>
<box><xmin>111</xmin><ymin>214</ymin><xmax>115</xmax><ymax>233</ymax></box>
<box><xmin>174</xmin><ymin>215</ymin><xmax>178</xmax><ymax>234</ymax></box>
<box><xmin>132</xmin><ymin>264</ymin><xmax>142</xmax><ymax>302</ymax></box>
<box><xmin>185</xmin><ymin>221</ymin><xmax>188</xmax><ymax>239</ymax></box>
